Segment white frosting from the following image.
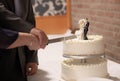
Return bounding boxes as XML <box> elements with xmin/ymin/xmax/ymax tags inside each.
<box><xmin>63</xmin><ymin>35</ymin><xmax>105</xmax><ymax>56</ymax></box>
<box><xmin>62</xmin><ymin>34</ymin><xmax>108</xmax><ymax>81</ymax></box>
<box><xmin>61</xmin><ymin>58</ymin><xmax>108</xmax><ymax>81</ymax></box>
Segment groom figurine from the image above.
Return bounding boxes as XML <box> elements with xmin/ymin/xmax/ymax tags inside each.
<box><xmin>83</xmin><ymin>18</ymin><xmax>89</xmax><ymax>40</ymax></box>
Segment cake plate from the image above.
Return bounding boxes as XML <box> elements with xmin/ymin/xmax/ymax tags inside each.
<box><xmin>78</xmin><ymin>77</ymin><xmax>113</xmax><ymax>81</ymax></box>
<box><xmin>63</xmin><ymin>54</ymin><xmax>105</xmax><ymax>63</ymax></box>
<box><xmin>59</xmin><ymin>77</ymin><xmax>113</xmax><ymax>81</ymax></box>
<box><xmin>63</xmin><ymin>54</ymin><xmax>105</xmax><ymax>59</ymax></box>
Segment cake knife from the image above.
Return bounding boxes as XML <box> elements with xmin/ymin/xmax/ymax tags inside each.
<box><xmin>48</xmin><ymin>35</ymin><xmax>77</xmax><ymax>44</ymax></box>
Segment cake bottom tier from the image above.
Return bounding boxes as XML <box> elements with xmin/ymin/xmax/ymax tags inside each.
<box><xmin>61</xmin><ymin>58</ymin><xmax>108</xmax><ymax>81</ymax></box>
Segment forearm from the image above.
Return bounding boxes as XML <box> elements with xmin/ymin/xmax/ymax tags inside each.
<box><xmin>7</xmin><ymin>32</ymin><xmax>32</xmax><ymax>49</ymax></box>
<box><xmin>8</xmin><ymin>32</ymin><xmax>41</xmax><ymax>50</ymax></box>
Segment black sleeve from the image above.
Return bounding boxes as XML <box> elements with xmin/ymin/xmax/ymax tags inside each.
<box><xmin>24</xmin><ymin>47</ymin><xmax>38</xmax><ymax>64</ymax></box>
<box><xmin>0</xmin><ymin>27</ymin><xmax>18</xmax><ymax>49</ymax></box>
<box><xmin>0</xmin><ymin>1</ymin><xmax>33</xmax><ymax>33</ymax></box>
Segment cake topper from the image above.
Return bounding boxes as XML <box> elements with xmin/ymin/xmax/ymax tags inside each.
<box><xmin>83</xmin><ymin>18</ymin><xmax>89</xmax><ymax>40</ymax></box>
<box><xmin>75</xmin><ymin>18</ymin><xmax>89</xmax><ymax>40</ymax></box>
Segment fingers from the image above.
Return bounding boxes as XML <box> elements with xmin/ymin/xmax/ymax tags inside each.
<box><xmin>30</xmin><ymin>28</ymin><xmax>48</xmax><ymax>49</ymax></box>
<box><xmin>26</xmin><ymin>67</ymin><xmax>36</xmax><ymax>76</ymax></box>
<box><xmin>26</xmin><ymin>63</ymin><xmax>38</xmax><ymax>76</ymax></box>
<box><xmin>37</xmin><ymin>31</ymin><xmax>48</xmax><ymax>48</ymax></box>
<box><xmin>28</xmin><ymin>34</ymin><xmax>40</xmax><ymax>50</ymax></box>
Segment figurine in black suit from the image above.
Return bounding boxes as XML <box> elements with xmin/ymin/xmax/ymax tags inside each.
<box><xmin>83</xmin><ymin>18</ymin><xmax>89</xmax><ymax>40</ymax></box>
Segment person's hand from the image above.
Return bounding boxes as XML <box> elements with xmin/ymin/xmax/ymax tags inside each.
<box><xmin>27</xmin><ymin>34</ymin><xmax>40</xmax><ymax>50</ymax></box>
<box><xmin>30</xmin><ymin>28</ymin><xmax>48</xmax><ymax>49</ymax></box>
<box><xmin>26</xmin><ymin>62</ymin><xmax>38</xmax><ymax>76</ymax></box>
<box><xmin>7</xmin><ymin>32</ymin><xmax>41</xmax><ymax>50</ymax></box>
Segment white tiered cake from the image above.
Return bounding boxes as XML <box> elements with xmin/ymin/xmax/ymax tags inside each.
<box><xmin>62</xmin><ymin>58</ymin><xmax>108</xmax><ymax>81</ymax></box>
<box><xmin>63</xmin><ymin>35</ymin><xmax>104</xmax><ymax>56</ymax></box>
<box><xmin>61</xmin><ymin>19</ymin><xmax>108</xmax><ymax>81</ymax></box>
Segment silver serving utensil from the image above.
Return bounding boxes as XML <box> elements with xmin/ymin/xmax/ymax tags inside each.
<box><xmin>48</xmin><ymin>35</ymin><xmax>77</xmax><ymax>44</ymax></box>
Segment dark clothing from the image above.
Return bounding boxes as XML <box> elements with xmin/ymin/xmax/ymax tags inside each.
<box><xmin>83</xmin><ymin>21</ymin><xmax>89</xmax><ymax>40</ymax></box>
<box><xmin>0</xmin><ymin>0</ymin><xmax>35</xmax><ymax>32</ymax></box>
<box><xmin>0</xmin><ymin>28</ymin><xmax>18</xmax><ymax>49</ymax></box>
<box><xmin>0</xmin><ymin>48</ymin><xmax>27</xmax><ymax>81</ymax></box>
<box><xmin>0</xmin><ymin>0</ymin><xmax>38</xmax><ymax>81</ymax></box>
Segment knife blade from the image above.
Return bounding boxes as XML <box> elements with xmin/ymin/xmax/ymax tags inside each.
<box><xmin>48</xmin><ymin>35</ymin><xmax>76</xmax><ymax>44</ymax></box>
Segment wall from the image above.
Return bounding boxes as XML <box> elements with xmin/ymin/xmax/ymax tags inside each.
<box><xmin>32</xmin><ymin>0</ymin><xmax>71</xmax><ymax>34</ymax></box>
<box><xmin>32</xmin><ymin>0</ymin><xmax>66</xmax><ymax>16</ymax></box>
<box><xmin>71</xmin><ymin>0</ymin><xmax>120</xmax><ymax>62</ymax></box>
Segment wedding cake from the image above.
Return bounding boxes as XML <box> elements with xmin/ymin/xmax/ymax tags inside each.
<box><xmin>63</xmin><ymin>35</ymin><xmax>104</xmax><ymax>56</ymax></box>
<box><xmin>61</xmin><ymin>58</ymin><xmax>108</xmax><ymax>81</ymax></box>
<box><xmin>61</xmin><ymin>19</ymin><xmax>108</xmax><ymax>81</ymax></box>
